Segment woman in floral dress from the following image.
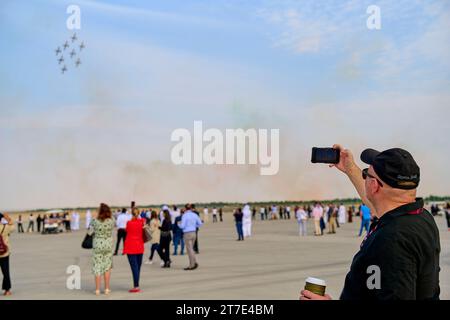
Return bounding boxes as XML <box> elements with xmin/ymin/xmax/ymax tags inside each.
<box><xmin>88</xmin><ymin>203</ymin><xmax>114</xmax><ymax>295</ymax></box>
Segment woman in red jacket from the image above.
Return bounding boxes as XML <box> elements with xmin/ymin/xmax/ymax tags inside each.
<box><xmin>123</xmin><ymin>208</ymin><xmax>144</xmax><ymax>293</ymax></box>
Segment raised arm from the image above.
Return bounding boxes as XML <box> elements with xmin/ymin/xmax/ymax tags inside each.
<box><xmin>330</xmin><ymin>144</ymin><xmax>377</xmax><ymax>216</ymax></box>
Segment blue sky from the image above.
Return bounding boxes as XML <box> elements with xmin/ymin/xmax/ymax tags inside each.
<box><xmin>1</xmin><ymin>0</ymin><xmax>449</xmax><ymax>210</ymax></box>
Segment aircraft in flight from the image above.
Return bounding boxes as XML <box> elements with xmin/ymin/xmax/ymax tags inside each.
<box><xmin>70</xmin><ymin>49</ymin><xmax>76</xmax><ymax>58</ymax></box>
<box><xmin>75</xmin><ymin>58</ymin><xmax>81</xmax><ymax>67</ymax></box>
<box><xmin>61</xmin><ymin>65</ymin><xmax>67</xmax><ymax>74</ymax></box>
<box><xmin>71</xmin><ymin>33</ymin><xmax>77</xmax><ymax>42</ymax></box>
<box><xmin>63</xmin><ymin>41</ymin><xmax>69</xmax><ymax>50</ymax></box>
<box><xmin>79</xmin><ymin>42</ymin><xmax>85</xmax><ymax>51</ymax></box>
<box><xmin>55</xmin><ymin>47</ymin><xmax>61</xmax><ymax>55</ymax></box>
<box><xmin>58</xmin><ymin>56</ymin><xmax>64</xmax><ymax>65</ymax></box>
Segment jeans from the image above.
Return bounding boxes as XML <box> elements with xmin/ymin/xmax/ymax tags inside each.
<box><xmin>0</xmin><ymin>256</ymin><xmax>11</xmax><ymax>291</ymax></box>
<box><xmin>359</xmin><ymin>219</ymin><xmax>371</xmax><ymax>236</ymax></box>
<box><xmin>260</xmin><ymin>213</ymin><xmax>264</xmax><ymax>221</ymax></box>
<box><xmin>127</xmin><ymin>254</ymin><xmax>143</xmax><ymax>288</ymax></box>
<box><xmin>173</xmin><ymin>233</ymin><xmax>185</xmax><ymax>255</ymax></box>
<box><xmin>235</xmin><ymin>222</ymin><xmax>244</xmax><ymax>240</ymax></box>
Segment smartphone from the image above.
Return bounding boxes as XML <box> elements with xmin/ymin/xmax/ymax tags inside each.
<box><xmin>311</xmin><ymin>147</ymin><xmax>340</xmax><ymax>164</ymax></box>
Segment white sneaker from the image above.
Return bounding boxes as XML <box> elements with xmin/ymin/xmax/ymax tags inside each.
<box><xmin>160</xmin><ymin>261</ymin><xmax>165</xmax><ymax>267</ymax></box>
<box><xmin>144</xmin><ymin>260</ymin><xmax>153</xmax><ymax>265</ymax></box>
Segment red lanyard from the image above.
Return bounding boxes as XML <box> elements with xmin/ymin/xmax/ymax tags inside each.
<box><xmin>360</xmin><ymin>224</ymin><xmax>378</xmax><ymax>249</ymax></box>
<box><xmin>359</xmin><ymin>207</ymin><xmax>423</xmax><ymax>249</ymax></box>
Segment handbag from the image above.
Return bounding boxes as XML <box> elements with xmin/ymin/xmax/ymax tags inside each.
<box><xmin>81</xmin><ymin>233</ymin><xmax>94</xmax><ymax>249</ymax></box>
<box><xmin>143</xmin><ymin>225</ymin><xmax>152</xmax><ymax>243</ymax></box>
<box><xmin>0</xmin><ymin>225</ymin><xmax>9</xmax><ymax>255</ymax></box>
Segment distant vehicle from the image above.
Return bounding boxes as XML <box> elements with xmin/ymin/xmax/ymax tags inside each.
<box><xmin>43</xmin><ymin>209</ymin><xmax>64</xmax><ymax>234</ymax></box>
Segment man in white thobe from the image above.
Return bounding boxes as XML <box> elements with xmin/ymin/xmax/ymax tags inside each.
<box><xmin>242</xmin><ymin>204</ymin><xmax>252</xmax><ymax>238</ymax></box>
<box><xmin>74</xmin><ymin>212</ymin><xmax>80</xmax><ymax>230</ymax></box>
<box><xmin>203</xmin><ymin>207</ymin><xmax>209</xmax><ymax>223</ymax></box>
<box><xmin>85</xmin><ymin>210</ymin><xmax>92</xmax><ymax>229</ymax></box>
<box><xmin>70</xmin><ymin>211</ymin><xmax>76</xmax><ymax>230</ymax></box>
<box><xmin>338</xmin><ymin>204</ymin><xmax>346</xmax><ymax>224</ymax></box>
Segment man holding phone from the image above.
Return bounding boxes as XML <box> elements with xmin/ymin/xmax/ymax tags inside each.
<box><xmin>301</xmin><ymin>145</ymin><xmax>440</xmax><ymax>300</ymax></box>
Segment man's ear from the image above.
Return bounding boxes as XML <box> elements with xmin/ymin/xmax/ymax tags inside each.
<box><xmin>373</xmin><ymin>179</ymin><xmax>382</xmax><ymax>194</ymax></box>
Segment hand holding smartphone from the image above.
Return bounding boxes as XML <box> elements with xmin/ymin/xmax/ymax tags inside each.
<box><xmin>311</xmin><ymin>147</ymin><xmax>340</xmax><ymax>164</ymax></box>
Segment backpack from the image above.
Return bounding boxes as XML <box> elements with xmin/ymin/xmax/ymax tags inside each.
<box><xmin>0</xmin><ymin>225</ymin><xmax>9</xmax><ymax>255</ymax></box>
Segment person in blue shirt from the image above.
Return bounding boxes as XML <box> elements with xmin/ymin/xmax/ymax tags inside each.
<box><xmin>173</xmin><ymin>211</ymin><xmax>185</xmax><ymax>256</ymax></box>
<box><xmin>358</xmin><ymin>203</ymin><xmax>371</xmax><ymax>236</ymax></box>
<box><xmin>179</xmin><ymin>204</ymin><xmax>202</xmax><ymax>270</ymax></box>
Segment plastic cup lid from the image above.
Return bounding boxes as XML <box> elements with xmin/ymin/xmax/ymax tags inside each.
<box><xmin>305</xmin><ymin>277</ymin><xmax>326</xmax><ymax>286</ymax></box>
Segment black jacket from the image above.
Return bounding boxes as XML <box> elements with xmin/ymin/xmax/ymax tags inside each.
<box><xmin>340</xmin><ymin>198</ymin><xmax>440</xmax><ymax>300</ymax></box>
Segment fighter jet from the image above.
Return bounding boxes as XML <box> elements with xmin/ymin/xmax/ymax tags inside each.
<box><xmin>71</xmin><ymin>33</ymin><xmax>77</xmax><ymax>43</ymax></box>
<box><xmin>61</xmin><ymin>65</ymin><xmax>67</xmax><ymax>74</ymax></box>
<box><xmin>63</xmin><ymin>41</ymin><xmax>69</xmax><ymax>50</ymax></box>
<box><xmin>70</xmin><ymin>49</ymin><xmax>76</xmax><ymax>59</ymax></box>
<box><xmin>58</xmin><ymin>56</ymin><xmax>64</xmax><ymax>65</ymax></box>
<box><xmin>75</xmin><ymin>58</ymin><xmax>81</xmax><ymax>67</ymax></box>
<box><xmin>55</xmin><ymin>47</ymin><xmax>61</xmax><ymax>56</ymax></box>
<box><xmin>79</xmin><ymin>42</ymin><xmax>85</xmax><ymax>51</ymax></box>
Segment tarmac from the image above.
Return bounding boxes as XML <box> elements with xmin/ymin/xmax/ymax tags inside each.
<box><xmin>2</xmin><ymin>213</ymin><xmax>449</xmax><ymax>300</ymax></box>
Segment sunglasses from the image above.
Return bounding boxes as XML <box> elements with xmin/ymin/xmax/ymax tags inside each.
<box><xmin>362</xmin><ymin>168</ymin><xmax>383</xmax><ymax>187</ymax></box>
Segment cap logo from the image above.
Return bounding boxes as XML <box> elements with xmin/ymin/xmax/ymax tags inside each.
<box><xmin>397</xmin><ymin>174</ymin><xmax>418</xmax><ymax>180</ymax></box>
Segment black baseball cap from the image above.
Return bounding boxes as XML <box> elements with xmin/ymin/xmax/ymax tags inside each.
<box><xmin>360</xmin><ymin>148</ymin><xmax>420</xmax><ymax>190</ymax></box>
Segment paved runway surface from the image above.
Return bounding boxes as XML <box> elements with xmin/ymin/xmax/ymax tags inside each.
<box><xmin>2</xmin><ymin>214</ymin><xmax>449</xmax><ymax>299</ymax></box>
